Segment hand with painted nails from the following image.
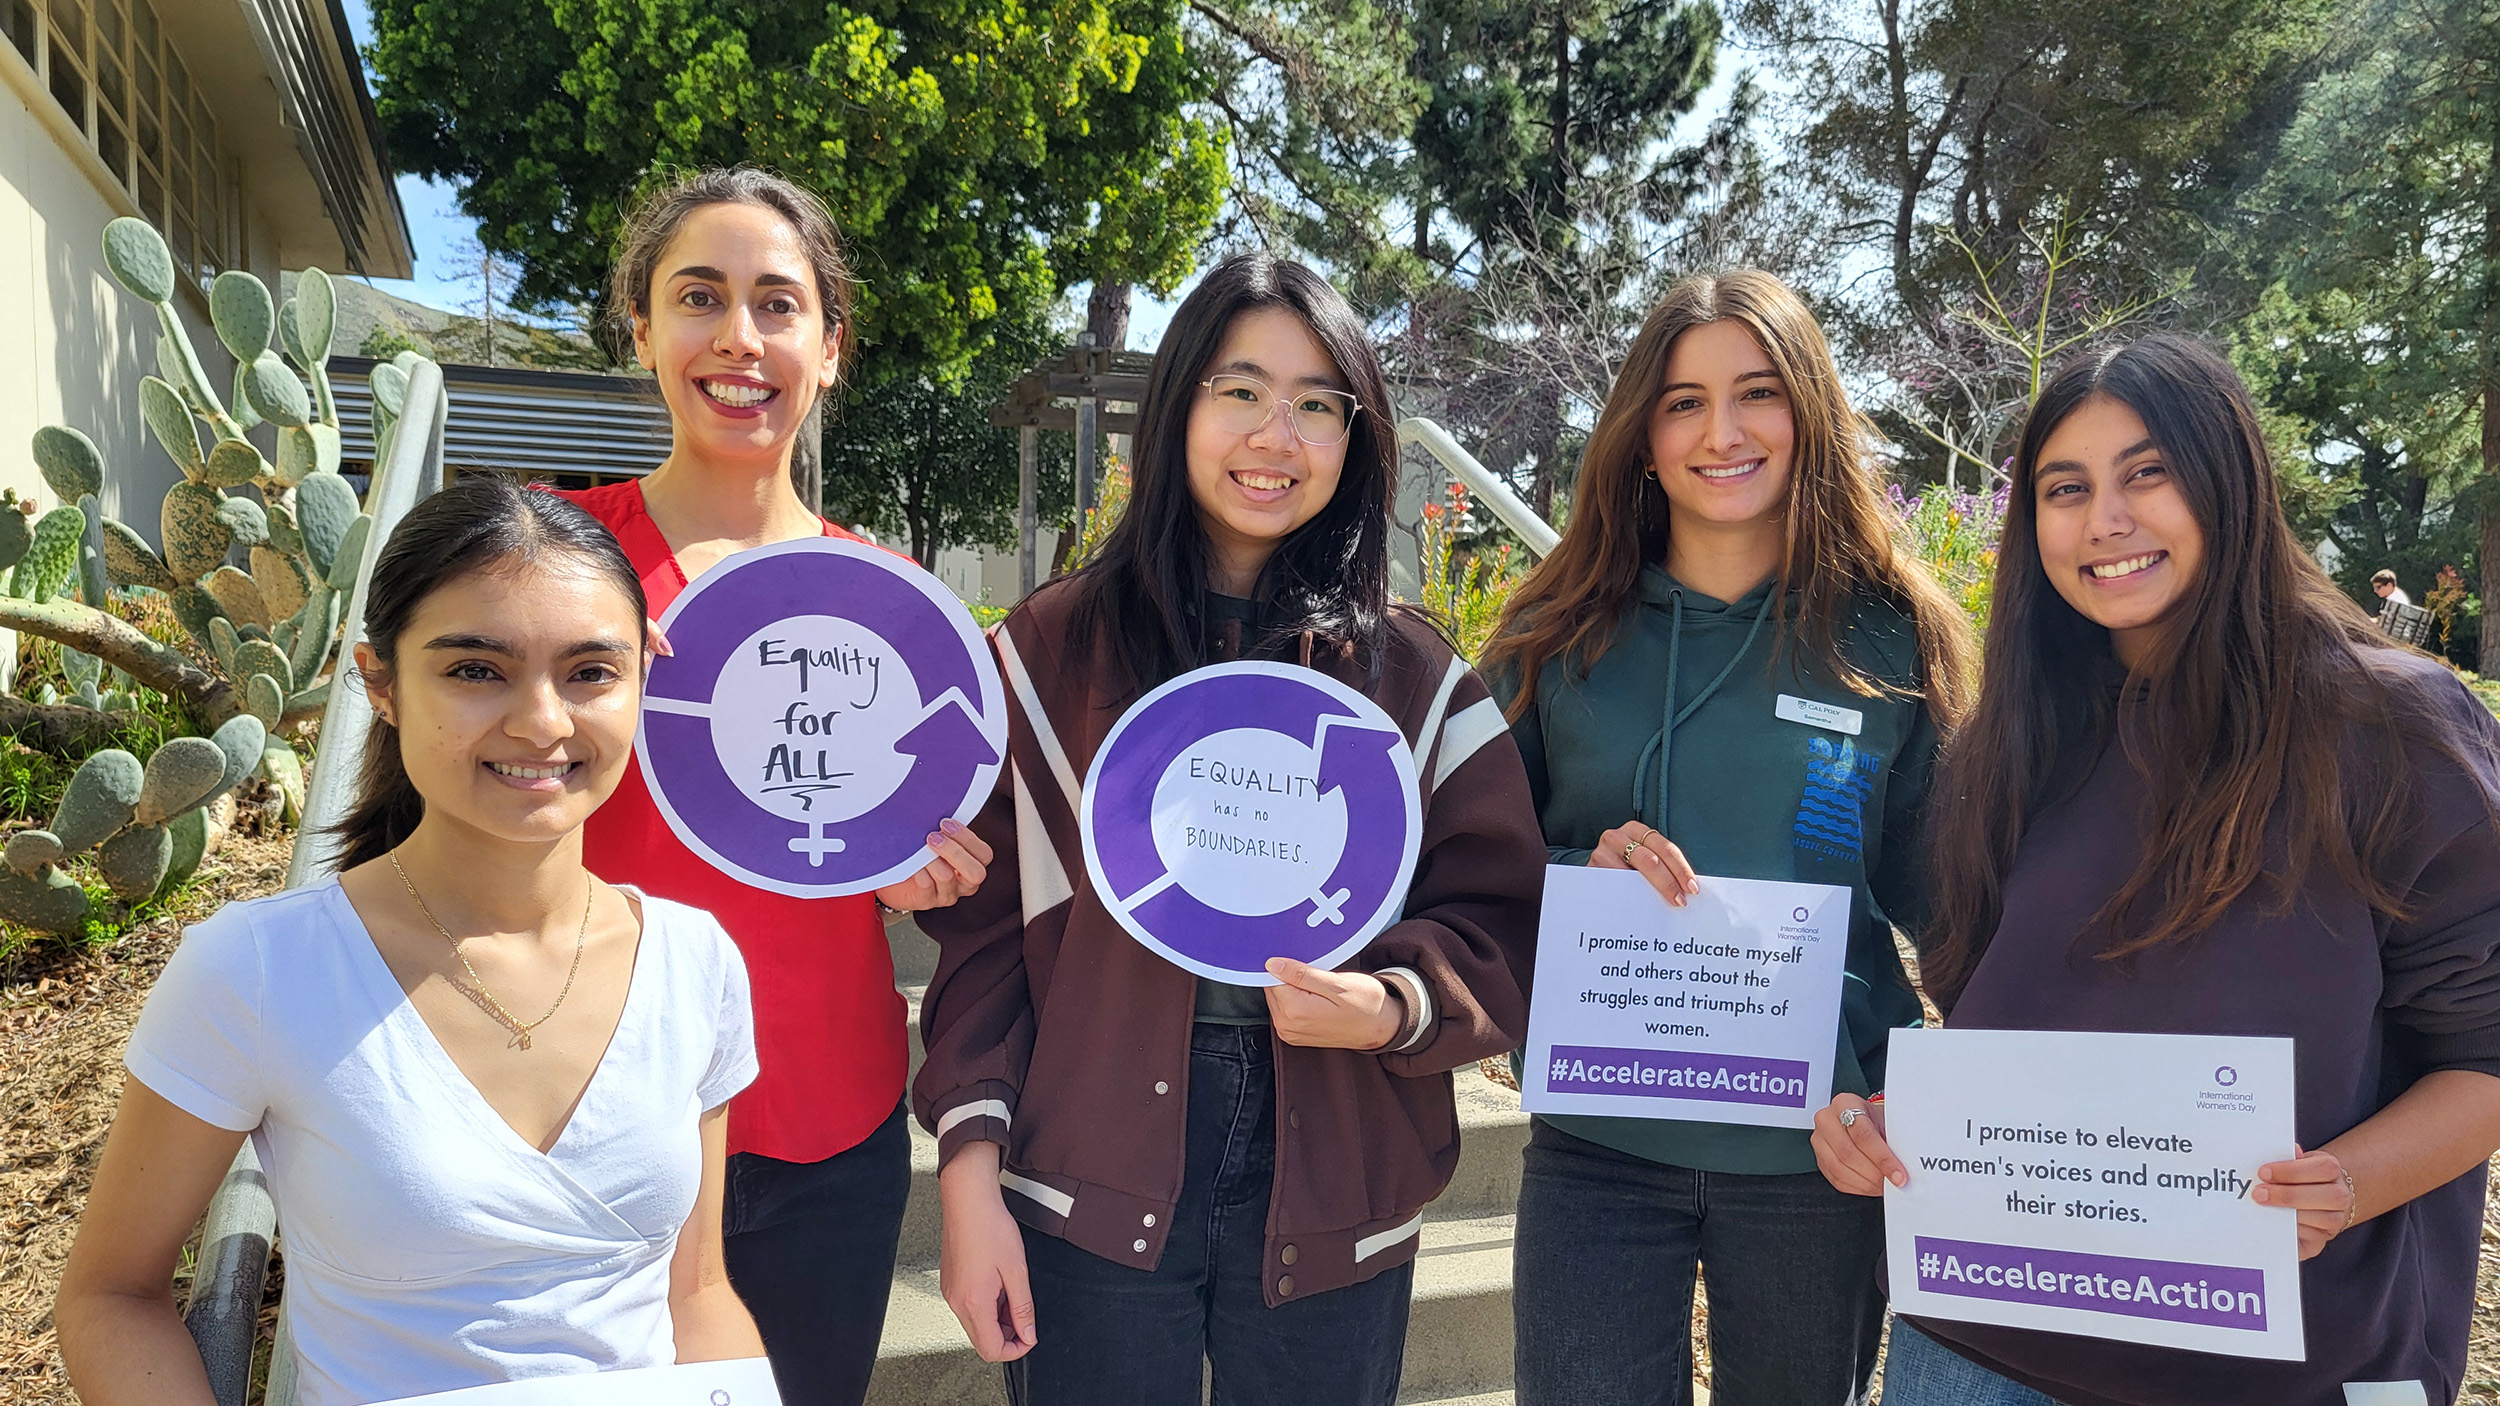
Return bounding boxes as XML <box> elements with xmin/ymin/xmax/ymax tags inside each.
<box><xmin>873</xmin><ymin>817</ymin><xmax>994</xmax><ymax>912</ymax></box>
<box><xmin>1811</xmin><ymin>1093</ymin><xmax>1905</xmax><ymax>1196</ymax></box>
<box><xmin>1590</xmin><ymin>819</ymin><xmax>1701</xmax><ymax>906</ymax></box>
<box><xmin>2253</xmin><ymin>1145</ymin><xmax>2359</xmax><ymax>1260</ymax></box>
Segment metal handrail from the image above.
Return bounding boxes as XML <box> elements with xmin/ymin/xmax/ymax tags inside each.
<box><xmin>181</xmin><ymin>361</ymin><xmax>450</xmax><ymax>1406</ymax></box>
<box><xmin>1395</xmin><ymin>416</ymin><xmax>1561</xmax><ymax>558</ymax></box>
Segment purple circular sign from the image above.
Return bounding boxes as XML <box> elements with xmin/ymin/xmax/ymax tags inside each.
<box><xmin>637</xmin><ymin>538</ymin><xmax>1006</xmax><ymax>897</ymax></box>
<box><xmin>1080</xmin><ymin>661</ymin><xmax>1423</xmax><ymax>984</ymax></box>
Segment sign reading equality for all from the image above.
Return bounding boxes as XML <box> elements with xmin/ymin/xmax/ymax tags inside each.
<box><xmin>637</xmin><ymin>538</ymin><xmax>1008</xmax><ymax>898</ymax></box>
<box><xmin>1521</xmin><ymin>864</ymin><xmax>1851</xmax><ymax>1130</ymax></box>
<box><xmin>1884</xmin><ymin>1027</ymin><xmax>2305</xmax><ymax>1361</ymax></box>
<box><xmin>1080</xmin><ymin>661</ymin><xmax>1423</xmax><ymax>985</ymax></box>
<box><xmin>375</xmin><ymin>1357</ymin><xmax>782</xmax><ymax>1405</ymax></box>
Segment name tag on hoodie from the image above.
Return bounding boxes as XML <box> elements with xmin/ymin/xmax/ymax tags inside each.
<box><xmin>1776</xmin><ymin>694</ymin><xmax>1862</xmax><ymax>736</ymax></box>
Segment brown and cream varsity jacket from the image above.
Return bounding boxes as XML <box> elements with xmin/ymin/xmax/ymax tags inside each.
<box><xmin>912</xmin><ymin>581</ymin><xmax>1544</xmax><ymax>1305</ymax></box>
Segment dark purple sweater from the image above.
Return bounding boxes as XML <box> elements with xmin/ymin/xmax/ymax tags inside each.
<box><xmin>1914</xmin><ymin>651</ymin><xmax>2500</xmax><ymax>1406</ymax></box>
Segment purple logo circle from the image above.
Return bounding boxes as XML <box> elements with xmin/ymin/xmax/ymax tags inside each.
<box><xmin>637</xmin><ymin>539</ymin><xmax>1006</xmax><ymax>897</ymax></box>
<box><xmin>1793</xmin><ymin>906</ymin><xmax>1810</xmax><ymax>922</ymax></box>
<box><xmin>1081</xmin><ymin>661</ymin><xmax>1423</xmax><ymax>984</ymax></box>
<box><xmin>2214</xmin><ymin>1065</ymin><xmax>2238</xmax><ymax>1087</ymax></box>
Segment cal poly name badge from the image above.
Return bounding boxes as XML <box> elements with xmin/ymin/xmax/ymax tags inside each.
<box><xmin>636</xmin><ymin>538</ymin><xmax>1007</xmax><ymax>898</ymax></box>
<box><xmin>1081</xmin><ymin>660</ymin><xmax>1424</xmax><ymax>984</ymax></box>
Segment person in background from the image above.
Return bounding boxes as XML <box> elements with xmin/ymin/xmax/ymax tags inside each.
<box><xmin>915</xmin><ymin>251</ymin><xmax>1546</xmax><ymax>1406</ymax></box>
<box><xmin>1815</xmin><ymin>334</ymin><xmax>2500</xmax><ymax>1406</ymax></box>
<box><xmin>57</xmin><ymin>477</ymin><xmax>763</xmax><ymax>1405</ymax></box>
<box><xmin>558</xmin><ymin>165</ymin><xmax>992</xmax><ymax>1406</ymax></box>
<box><xmin>2372</xmin><ymin>568</ymin><xmax>2410</xmax><ymax>607</ymax></box>
<box><xmin>1482</xmin><ymin>269</ymin><xmax>1976</xmax><ymax>1406</ymax></box>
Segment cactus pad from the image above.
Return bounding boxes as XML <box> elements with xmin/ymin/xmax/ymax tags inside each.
<box><xmin>101</xmin><ymin>512</ymin><xmax>178</xmax><ymax>587</ymax></box>
<box><xmin>229</xmin><ymin>359</ymin><xmax>263</xmax><ymax>435</ymax></box>
<box><xmin>0</xmin><ymin>864</ymin><xmax>91</xmax><ymax>934</ymax></box>
<box><xmin>295</xmin><ymin>472</ymin><xmax>359</xmax><ymax>577</ymax></box>
<box><xmin>102</xmin><ymin>218</ymin><xmax>175</xmax><ymax>303</ymax></box>
<box><xmin>5</xmin><ymin>829</ymin><xmax>62</xmax><ymax>875</ymax></box>
<box><xmin>241</xmin><ymin>352</ymin><xmax>311</xmax><ymax>428</ymax></box>
<box><xmin>201</xmin><ymin>565</ymin><xmax>271</xmax><ymax>628</ymax></box>
<box><xmin>19</xmin><ymin>505</ymin><xmax>84</xmax><ymax>603</ymax></box>
<box><xmin>0</xmin><ymin>498</ymin><xmax>32</xmax><ymax>573</ymax></box>
<box><xmin>293</xmin><ymin>269</ymin><xmax>337</xmax><ymax>366</ymax></box>
<box><xmin>98</xmin><ymin>822</ymin><xmax>172</xmax><ymax>901</ymax></box>
<box><xmin>170</xmin><ymin>585</ymin><xmax>227</xmax><ymax>644</ymax></box>
<box><xmin>251</xmin><ymin>545</ymin><xmax>309</xmax><ymax>618</ymax></box>
<box><xmin>326</xmin><ymin>514</ymin><xmax>372</xmax><ymax>592</ymax></box>
<box><xmin>246</xmin><ymin>672</ymin><xmax>284</xmax><ymax>728</ymax></box>
<box><xmin>210</xmin><ymin>271</ymin><xmax>275</xmax><ymax>362</ymax></box>
<box><xmin>370</xmin><ymin>360</ymin><xmax>409</xmax><ymax>417</ymax></box>
<box><xmin>136</xmin><ymin>735</ymin><xmax>228</xmax><ymax>826</ymax></box>
<box><xmin>207</xmin><ymin>615</ymin><xmax>241</xmax><ymax>670</ymax></box>
<box><xmin>203</xmin><ymin>439</ymin><xmax>267</xmax><ymax>489</ymax></box>
<box><xmin>208</xmin><ymin>713</ymin><xmax>267</xmax><ymax>796</ymax></box>
<box><xmin>233</xmin><ymin>638</ymin><xmax>294</xmax><ymax>696</ymax></box>
<box><xmin>288</xmin><ymin>584</ymin><xmax>338</xmax><ymax>684</ymax></box>
<box><xmin>76</xmin><ymin>496</ymin><xmax>108</xmax><ymax>606</ymax></box>
<box><xmin>163</xmin><ymin>482</ymin><xmax>233</xmax><ymax>582</ymax></box>
<box><xmin>260</xmin><ymin>739</ymin><xmax>305</xmax><ymax>826</ymax></box>
<box><xmin>274</xmin><ymin>423</ymin><xmax>343</xmax><ymax>486</ymax></box>
<box><xmin>140</xmin><ymin>376</ymin><xmax>204</xmax><ymax>476</ymax></box>
<box><xmin>215</xmin><ymin>495</ymin><xmax>270</xmax><ymax>548</ymax></box>
<box><xmin>52</xmin><ymin>747</ymin><xmax>143</xmax><ymax>852</ymax></box>
<box><xmin>31</xmin><ymin>426</ymin><xmax>104</xmax><ymax>501</ymax></box>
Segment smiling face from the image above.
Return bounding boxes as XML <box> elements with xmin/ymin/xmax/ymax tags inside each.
<box><xmin>1646</xmin><ymin>318</ymin><xmax>1797</xmax><ymax>540</ymax></box>
<box><xmin>358</xmin><ymin>560</ymin><xmax>646</xmax><ymax>851</ymax></box>
<box><xmin>631</xmin><ymin>201</ymin><xmax>842</xmax><ymax>469</ymax></box>
<box><xmin>1184</xmin><ymin>306</ymin><xmax>1354</xmax><ymax>595</ymax></box>
<box><xmin>2031</xmin><ymin>394</ymin><xmax>2209</xmax><ymax>668</ymax></box>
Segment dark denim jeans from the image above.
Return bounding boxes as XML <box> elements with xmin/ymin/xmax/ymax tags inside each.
<box><xmin>723</xmin><ymin>1099</ymin><xmax>913</xmax><ymax>1406</ymax></box>
<box><xmin>1005</xmin><ymin>1023</ymin><xmax>1414</xmax><ymax>1406</ymax></box>
<box><xmin>1513</xmin><ymin>1117</ymin><xmax>1887</xmax><ymax>1406</ymax></box>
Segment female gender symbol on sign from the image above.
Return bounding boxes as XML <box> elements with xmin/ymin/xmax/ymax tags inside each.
<box><xmin>1080</xmin><ymin>661</ymin><xmax>1423</xmax><ymax>984</ymax></box>
<box><xmin>636</xmin><ymin>538</ymin><xmax>1007</xmax><ymax>898</ymax></box>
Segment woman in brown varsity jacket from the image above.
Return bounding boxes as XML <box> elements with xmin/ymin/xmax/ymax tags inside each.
<box><xmin>912</xmin><ymin>253</ymin><xmax>1546</xmax><ymax>1406</ymax></box>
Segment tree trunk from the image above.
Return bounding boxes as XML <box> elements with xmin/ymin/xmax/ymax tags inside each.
<box><xmin>0</xmin><ymin>693</ymin><xmax>145</xmax><ymax>757</ymax></box>
<box><xmin>0</xmin><ymin>595</ymin><xmax>238</xmax><ymax>724</ymax></box>
<box><xmin>1087</xmin><ymin>282</ymin><xmax>1132</xmax><ymax>352</ymax></box>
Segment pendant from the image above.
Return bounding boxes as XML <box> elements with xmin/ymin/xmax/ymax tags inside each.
<box><xmin>514</xmin><ymin>1029</ymin><xmax>532</xmax><ymax>1051</ymax></box>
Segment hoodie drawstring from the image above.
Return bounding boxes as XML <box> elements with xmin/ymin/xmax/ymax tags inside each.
<box><xmin>1629</xmin><ymin>586</ymin><xmax>1775</xmax><ymax>834</ymax></box>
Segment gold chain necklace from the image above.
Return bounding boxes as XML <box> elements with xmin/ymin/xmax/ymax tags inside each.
<box><xmin>390</xmin><ymin>851</ymin><xmax>591</xmax><ymax>1052</ymax></box>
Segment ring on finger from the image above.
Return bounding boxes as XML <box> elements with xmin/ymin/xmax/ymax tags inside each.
<box><xmin>1623</xmin><ymin>840</ymin><xmax>1646</xmax><ymax>862</ymax></box>
<box><xmin>1838</xmin><ymin>1106</ymin><xmax>1862</xmax><ymax>1128</ymax></box>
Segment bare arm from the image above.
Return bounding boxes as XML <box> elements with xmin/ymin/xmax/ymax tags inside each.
<box><xmin>56</xmin><ymin>1080</ymin><xmax>249</xmax><ymax>1406</ymax></box>
<box><xmin>937</xmin><ymin>1141</ymin><xmax>1036</xmax><ymax>1362</ymax></box>
<box><xmin>669</xmin><ymin>1106</ymin><xmax>765</xmax><ymax>1361</ymax></box>
<box><xmin>2256</xmin><ymin>1068</ymin><xmax>2500</xmax><ymax>1259</ymax></box>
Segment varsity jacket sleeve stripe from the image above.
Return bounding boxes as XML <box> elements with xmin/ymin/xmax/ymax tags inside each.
<box><xmin>1355</xmin><ymin>641</ymin><xmax>1545</xmax><ymax>1079</ymax></box>
<box><xmin>912</xmin><ymin>623</ymin><xmax>1062</xmax><ymax>1168</ymax></box>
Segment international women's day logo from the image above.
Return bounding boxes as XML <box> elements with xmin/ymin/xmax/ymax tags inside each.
<box><xmin>636</xmin><ymin>539</ymin><xmax>1007</xmax><ymax>897</ymax></box>
<box><xmin>1081</xmin><ymin>662</ymin><xmax>1423</xmax><ymax>984</ymax></box>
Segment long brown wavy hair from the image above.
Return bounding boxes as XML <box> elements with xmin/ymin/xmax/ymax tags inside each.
<box><xmin>1918</xmin><ymin>333</ymin><xmax>2476</xmax><ymax>1007</ymax></box>
<box><xmin>1483</xmin><ymin>270</ymin><xmax>1975</xmax><ymax>727</ymax></box>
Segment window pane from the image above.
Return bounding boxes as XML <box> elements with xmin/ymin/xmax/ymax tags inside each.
<box><xmin>52</xmin><ymin>0</ymin><xmax>84</xmax><ymax>54</ymax></box>
<box><xmin>133</xmin><ymin>0</ymin><xmax>154</xmax><ymax>56</ymax></box>
<box><xmin>164</xmin><ymin>50</ymin><xmax>184</xmax><ymax>109</ymax></box>
<box><xmin>4</xmin><ymin>3</ymin><xmax>35</xmax><ymax>66</ymax></box>
<box><xmin>97</xmin><ymin>114</ymin><xmax>126</xmax><ymax>184</ymax></box>
<box><xmin>168</xmin><ymin>107</ymin><xmax>189</xmax><ymax>165</ymax></box>
<box><xmin>97</xmin><ymin>53</ymin><xmax>122</xmax><ymax>117</ymax></box>
<box><xmin>175</xmin><ymin>215</ymin><xmax>197</xmax><ymax>273</ymax></box>
<box><xmin>48</xmin><ymin>33</ymin><xmax>87</xmax><ymax>131</ymax></box>
<box><xmin>135</xmin><ymin>50</ymin><xmax>155</xmax><ymax>114</ymax></box>
<box><xmin>96</xmin><ymin>0</ymin><xmax>122</xmax><ymax>56</ymax></box>
<box><xmin>138</xmin><ymin>160</ymin><xmax>161</xmax><ymax>222</ymax></box>
<box><xmin>138</xmin><ymin>106</ymin><xmax>158</xmax><ymax>164</ymax></box>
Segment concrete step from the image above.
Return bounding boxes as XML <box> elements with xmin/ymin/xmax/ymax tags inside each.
<box><xmin>866</xmin><ymin>1215</ymin><xmax>1520</xmax><ymax>1406</ymax></box>
<box><xmin>895</xmin><ymin>980</ymin><xmax>1530</xmax><ymax>1270</ymax></box>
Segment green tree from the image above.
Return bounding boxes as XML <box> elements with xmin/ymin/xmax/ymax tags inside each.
<box><xmin>366</xmin><ymin>0</ymin><xmax>1227</xmax><ymax>377</ymax></box>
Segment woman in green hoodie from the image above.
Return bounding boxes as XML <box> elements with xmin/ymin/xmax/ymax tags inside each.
<box><xmin>1484</xmin><ymin>269</ymin><xmax>1976</xmax><ymax>1406</ymax></box>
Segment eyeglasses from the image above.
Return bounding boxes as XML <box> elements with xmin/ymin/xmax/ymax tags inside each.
<box><xmin>1198</xmin><ymin>374</ymin><xmax>1362</xmax><ymax>447</ymax></box>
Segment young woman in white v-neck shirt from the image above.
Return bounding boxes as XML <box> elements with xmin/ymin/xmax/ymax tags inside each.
<box><xmin>57</xmin><ymin>475</ymin><xmax>767</xmax><ymax>1406</ymax></box>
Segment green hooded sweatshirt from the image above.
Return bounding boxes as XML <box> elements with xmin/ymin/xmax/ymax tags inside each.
<box><xmin>1493</xmin><ymin>566</ymin><xmax>1939</xmax><ymax>1175</ymax></box>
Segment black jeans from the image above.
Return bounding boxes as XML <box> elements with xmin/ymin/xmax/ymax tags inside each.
<box><xmin>723</xmin><ymin>1099</ymin><xmax>912</xmax><ymax>1406</ymax></box>
<box><xmin>1005</xmin><ymin>1024</ymin><xmax>1414</xmax><ymax>1406</ymax></box>
<box><xmin>1513</xmin><ymin>1117</ymin><xmax>1886</xmax><ymax>1406</ymax></box>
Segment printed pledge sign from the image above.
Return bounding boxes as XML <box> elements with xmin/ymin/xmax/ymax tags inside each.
<box><xmin>637</xmin><ymin>539</ymin><xmax>1007</xmax><ymax>898</ymax></box>
<box><xmin>374</xmin><ymin>1357</ymin><xmax>780</xmax><ymax>1405</ymax></box>
<box><xmin>1080</xmin><ymin>661</ymin><xmax>1423</xmax><ymax>984</ymax></box>
<box><xmin>1884</xmin><ymin>1027</ymin><xmax>2304</xmax><ymax>1360</ymax></box>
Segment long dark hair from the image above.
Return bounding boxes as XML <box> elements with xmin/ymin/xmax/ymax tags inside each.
<box><xmin>1065</xmin><ymin>252</ymin><xmax>1397</xmax><ymax>693</ymax></box>
<box><xmin>1483</xmin><ymin>270</ymin><xmax>1975</xmax><ymax>724</ymax></box>
<box><xmin>1920</xmin><ymin>333</ymin><xmax>2463</xmax><ymax>1006</ymax></box>
<box><xmin>326</xmin><ymin>476</ymin><xmax>648</xmax><ymax>872</ymax></box>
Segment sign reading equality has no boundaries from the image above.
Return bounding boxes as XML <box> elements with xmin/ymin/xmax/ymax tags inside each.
<box><xmin>637</xmin><ymin>538</ymin><xmax>1008</xmax><ymax>898</ymax></box>
<box><xmin>1081</xmin><ymin>661</ymin><xmax>1423</xmax><ymax>985</ymax></box>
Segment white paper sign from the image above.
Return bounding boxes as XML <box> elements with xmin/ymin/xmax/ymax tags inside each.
<box><xmin>373</xmin><ymin>1358</ymin><xmax>781</xmax><ymax>1406</ymax></box>
<box><xmin>1883</xmin><ymin>1027</ymin><xmax>2304</xmax><ymax>1361</ymax></box>
<box><xmin>1521</xmin><ymin>864</ymin><xmax>1851</xmax><ymax>1130</ymax></box>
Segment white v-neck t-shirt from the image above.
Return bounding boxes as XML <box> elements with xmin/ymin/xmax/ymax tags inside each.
<box><xmin>125</xmin><ymin>877</ymin><xmax>758</xmax><ymax>1406</ymax></box>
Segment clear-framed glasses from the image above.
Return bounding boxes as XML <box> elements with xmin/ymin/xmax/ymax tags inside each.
<box><xmin>1198</xmin><ymin>373</ymin><xmax>1362</xmax><ymax>447</ymax></box>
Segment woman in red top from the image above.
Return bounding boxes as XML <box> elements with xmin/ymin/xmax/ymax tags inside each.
<box><xmin>560</xmin><ymin>166</ymin><xmax>992</xmax><ymax>1406</ymax></box>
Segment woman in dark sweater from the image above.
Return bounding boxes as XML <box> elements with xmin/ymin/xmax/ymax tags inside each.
<box><xmin>1811</xmin><ymin>334</ymin><xmax>2500</xmax><ymax>1406</ymax></box>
